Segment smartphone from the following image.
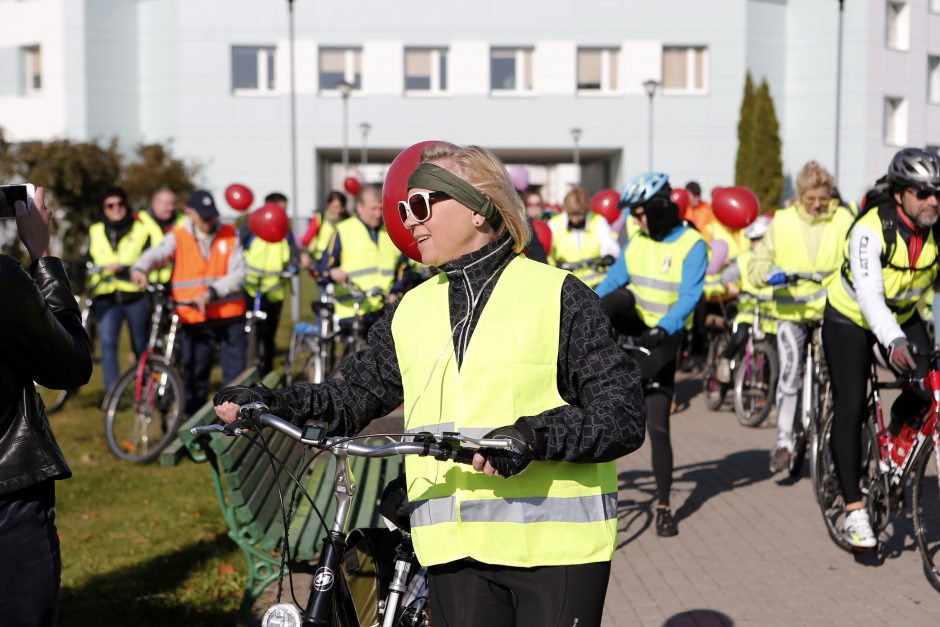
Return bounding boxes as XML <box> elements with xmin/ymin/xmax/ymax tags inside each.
<box><xmin>0</xmin><ymin>184</ymin><xmax>35</xmax><ymax>219</ymax></box>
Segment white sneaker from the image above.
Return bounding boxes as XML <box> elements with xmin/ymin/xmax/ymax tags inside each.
<box><xmin>843</xmin><ymin>509</ymin><xmax>877</xmax><ymax>549</ymax></box>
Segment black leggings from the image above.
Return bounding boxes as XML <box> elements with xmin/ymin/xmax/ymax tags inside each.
<box><xmin>428</xmin><ymin>560</ymin><xmax>611</xmax><ymax>627</ymax></box>
<box><xmin>823</xmin><ymin>314</ymin><xmax>931</xmax><ymax>504</ymax></box>
<box><xmin>600</xmin><ymin>289</ymin><xmax>680</xmax><ymax>506</ymax></box>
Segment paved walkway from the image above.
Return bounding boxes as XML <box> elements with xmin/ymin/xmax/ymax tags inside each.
<box><xmin>602</xmin><ymin>373</ymin><xmax>940</xmax><ymax>626</ymax></box>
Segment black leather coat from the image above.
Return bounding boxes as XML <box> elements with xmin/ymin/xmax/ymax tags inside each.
<box><xmin>0</xmin><ymin>256</ymin><xmax>93</xmax><ymax>494</ymax></box>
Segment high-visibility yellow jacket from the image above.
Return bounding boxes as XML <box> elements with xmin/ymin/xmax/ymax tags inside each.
<box><xmin>244</xmin><ymin>236</ymin><xmax>291</xmax><ymax>303</ymax></box>
<box><xmin>392</xmin><ymin>256</ymin><xmax>618</xmax><ymax>568</ymax></box>
<box><xmin>334</xmin><ymin>218</ymin><xmax>400</xmax><ymax>319</ymax></box>
<box><xmin>625</xmin><ymin>228</ymin><xmax>704</xmax><ymax>329</ymax></box>
<box><xmin>88</xmin><ymin>221</ymin><xmax>150</xmax><ymax>297</ymax></box>
<box><xmin>548</xmin><ymin>213</ymin><xmax>608</xmax><ymax>287</ymax></box>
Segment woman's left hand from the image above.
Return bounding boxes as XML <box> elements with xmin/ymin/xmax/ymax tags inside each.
<box><xmin>471</xmin><ymin>425</ymin><xmax>535</xmax><ymax>477</ymax></box>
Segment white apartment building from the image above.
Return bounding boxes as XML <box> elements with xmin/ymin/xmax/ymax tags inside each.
<box><xmin>1</xmin><ymin>0</ymin><xmax>939</xmax><ymax>217</ymax></box>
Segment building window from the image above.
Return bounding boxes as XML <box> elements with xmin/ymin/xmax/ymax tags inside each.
<box><xmin>231</xmin><ymin>46</ymin><xmax>275</xmax><ymax>94</ymax></box>
<box><xmin>884</xmin><ymin>96</ymin><xmax>908</xmax><ymax>145</ymax></box>
<box><xmin>490</xmin><ymin>47</ymin><xmax>533</xmax><ymax>93</ymax></box>
<box><xmin>577</xmin><ymin>48</ymin><xmax>619</xmax><ymax>93</ymax></box>
<box><xmin>405</xmin><ymin>48</ymin><xmax>448</xmax><ymax>93</ymax></box>
<box><xmin>319</xmin><ymin>48</ymin><xmax>362</xmax><ymax>91</ymax></box>
<box><xmin>662</xmin><ymin>46</ymin><xmax>707</xmax><ymax>93</ymax></box>
<box><xmin>930</xmin><ymin>56</ymin><xmax>940</xmax><ymax>104</ymax></box>
<box><xmin>21</xmin><ymin>45</ymin><xmax>41</xmax><ymax>94</ymax></box>
<box><xmin>886</xmin><ymin>1</ymin><xmax>910</xmax><ymax>51</ymax></box>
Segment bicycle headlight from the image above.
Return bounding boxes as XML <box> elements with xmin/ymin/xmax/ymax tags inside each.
<box><xmin>262</xmin><ymin>603</ymin><xmax>303</xmax><ymax>627</ymax></box>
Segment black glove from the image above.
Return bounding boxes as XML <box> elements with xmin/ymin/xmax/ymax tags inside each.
<box><xmin>212</xmin><ymin>384</ymin><xmax>276</xmax><ymax>408</ymax></box>
<box><xmin>888</xmin><ymin>337</ymin><xmax>917</xmax><ymax>373</ymax></box>
<box><xmin>478</xmin><ymin>422</ymin><xmax>539</xmax><ymax>478</ymax></box>
<box><xmin>640</xmin><ymin>326</ymin><xmax>667</xmax><ymax>349</ymax></box>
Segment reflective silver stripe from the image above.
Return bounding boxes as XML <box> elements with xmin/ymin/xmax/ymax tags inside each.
<box><xmin>411</xmin><ymin>496</ymin><xmax>457</xmax><ymax>526</ymax></box>
<box><xmin>172</xmin><ymin>278</ymin><xmax>211</xmax><ymax>288</ymax></box>
<box><xmin>378</xmin><ymin>269</ymin><xmax>395</xmax><ymax>276</ymax></box>
<box><xmin>628</xmin><ymin>290</ymin><xmax>672</xmax><ymax>314</ymax></box>
<box><xmin>246</xmin><ymin>265</ymin><xmax>289</xmax><ymax>277</ymax></box>
<box><xmin>631</xmin><ymin>275</ymin><xmax>681</xmax><ymax>292</ymax></box>
<box><xmin>348</xmin><ymin>267</ymin><xmax>380</xmax><ymax>278</ymax></box>
<box><xmin>840</xmin><ymin>275</ymin><xmax>857</xmax><ymax>298</ymax></box>
<box><xmin>792</xmin><ymin>270</ymin><xmax>833</xmax><ymax>281</ymax></box>
<box><xmin>461</xmin><ymin>493</ymin><xmax>618</xmax><ymax>524</ymax></box>
<box><xmin>405</xmin><ymin>423</ymin><xmax>496</xmax><ymax>440</ymax></box>
<box><xmin>775</xmin><ymin>288</ymin><xmax>827</xmax><ymax>305</ymax></box>
<box><xmin>410</xmin><ymin>493</ymin><xmax>618</xmax><ymax>527</ymax></box>
<box><xmin>886</xmin><ymin>286</ymin><xmax>927</xmax><ymax>305</ymax></box>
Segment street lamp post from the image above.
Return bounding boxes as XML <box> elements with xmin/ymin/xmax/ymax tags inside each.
<box><xmin>643</xmin><ymin>79</ymin><xmax>660</xmax><ymax>172</ymax></box>
<box><xmin>360</xmin><ymin>122</ymin><xmax>371</xmax><ymax>172</ymax></box>
<box><xmin>337</xmin><ymin>80</ymin><xmax>354</xmax><ymax>175</ymax></box>
<box><xmin>570</xmin><ymin>127</ymin><xmax>582</xmax><ymax>184</ymax></box>
<box><xmin>835</xmin><ymin>0</ymin><xmax>845</xmax><ymax>184</ymax></box>
<box><xmin>287</xmin><ymin>0</ymin><xmax>300</xmax><ymax>322</ymax></box>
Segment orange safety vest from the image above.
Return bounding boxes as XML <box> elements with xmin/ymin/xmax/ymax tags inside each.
<box><xmin>171</xmin><ymin>225</ymin><xmax>246</xmax><ymax>324</ymax></box>
<box><xmin>686</xmin><ymin>202</ymin><xmax>716</xmax><ymax>241</ymax></box>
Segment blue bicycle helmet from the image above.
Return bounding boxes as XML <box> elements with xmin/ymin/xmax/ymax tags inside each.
<box><xmin>619</xmin><ymin>172</ymin><xmax>671</xmax><ymax>209</ymax></box>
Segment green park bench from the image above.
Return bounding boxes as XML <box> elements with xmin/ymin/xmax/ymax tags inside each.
<box><xmin>160</xmin><ymin>368</ymin><xmax>403</xmax><ymax>622</ymax></box>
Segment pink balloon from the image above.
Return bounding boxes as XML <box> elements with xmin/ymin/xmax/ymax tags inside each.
<box><xmin>705</xmin><ymin>239</ymin><xmax>729</xmax><ymax>275</ymax></box>
<box><xmin>509</xmin><ymin>166</ymin><xmax>530</xmax><ymax>193</ymax></box>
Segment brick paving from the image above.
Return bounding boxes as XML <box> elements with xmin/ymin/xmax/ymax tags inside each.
<box><xmin>602</xmin><ymin>373</ymin><xmax>940</xmax><ymax>626</ymax></box>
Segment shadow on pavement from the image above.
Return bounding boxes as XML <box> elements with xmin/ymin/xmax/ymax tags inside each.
<box><xmin>663</xmin><ymin>609</ymin><xmax>734</xmax><ymax>626</ymax></box>
<box><xmin>616</xmin><ymin>449</ymin><xmax>773</xmax><ymax>549</ymax></box>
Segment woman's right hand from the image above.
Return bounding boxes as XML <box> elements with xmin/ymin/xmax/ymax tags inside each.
<box><xmin>15</xmin><ymin>187</ymin><xmax>51</xmax><ymax>261</ymax></box>
<box><xmin>214</xmin><ymin>402</ymin><xmax>240</xmax><ymax>424</ymax></box>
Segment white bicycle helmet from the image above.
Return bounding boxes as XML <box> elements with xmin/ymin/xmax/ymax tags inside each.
<box><xmin>743</xmin><ymin>214</ymin><xmax>772</xmax><ymax>240</ymax></box>
<box><xmin>619</xmin><ymin>172</ymin><xmax>671</xmax><ymax>209</ymax></box>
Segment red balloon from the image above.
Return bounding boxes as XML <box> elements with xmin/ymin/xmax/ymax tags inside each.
<box><xmin>248</xmin><ymin>202</ymin><xmax>290</xmax><ymax>243</ymax></box>
<box><xmin>224</xmin><ymin>183</ymin><xmax>254</xmax><ymax>212</ymax></box>
<box><xmin>382</xmin><ymin>140</ymin><xmax>459</xmax><ymax>262</ymax></box>
<box><xmin>531</xmin><ymin>218</ymin><xmax>552</xmax><ymax>254</ymax></box>
<box><xmin>344</xmin><ymin>176</ymin><xmax>361</xmax><ymax>196</ymax></box>
<box><xmin>670</xmin><ymin>188</ymin><xmax>690</xmax><ymax>218</ymax></box>
<box><xmin>713</xmin><ymin>186</ymin><xmax>760</xmax><ymax>230</ymax></box>
<box><xmin>709</xmin><ymin>186</ymin><xmax>723</xmax><ymax>202</ymax></box>
<box><xmin>590</xmin><ymin>189</ymin><xmax>621</xmax><ymax>225</ymax></box>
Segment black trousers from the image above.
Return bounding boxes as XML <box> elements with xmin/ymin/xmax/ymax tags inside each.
<box><xmin>0</xmin><ymin>480</ymin><xmax>60</xmax><ymax>627</ymax></box>
<box><xmin>428</xmin><ymin>560</ymin><xmax>611</xmax><ymax>627</ymax></box>
<box><xmin>600</xmin><ymin>288</ymin><xmax>681</xmax><ymax>506</ymax></box>
<box><xmin>823</xmin><ymin>313</ymin><xmax>931</xmax><ymax>503</ymax></box>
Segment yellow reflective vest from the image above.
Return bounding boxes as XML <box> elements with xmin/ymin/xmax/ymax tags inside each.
<box><xmin>137</xmin><ymin>210</ymin><xmax>183</xmax><ymax>284</ymax></box>
<box><xmin>625</xmin><ymin>227</ymin><xmax>704</xmax><ymax>329</ymax></box>
<box><xmin>88</xmin><ymin>221</ymin><xmax>150</xmax><ymax>297</ymax></box>
<box><xmin>548</xmin><ymin>213</ymin><xmax>607</xmax><ymax>287</ymax></box>
<box><xmin>335</xmin><ymin>218</ymin><xmax>400</xmax><ymax>319</ymax></box>
<box><xmin>392</xmin><ymin>256</ymin><xmax>618</xmax><ymax>568</ymax></box>
<box><xmin>827</xmin><ymin>208</ymin><xmax>939</xmax><ymax>328</ymax></box>
<box><xmin>244</xmin><ymin>235</ymin><xmax>291</xmax><ymax>303</ymax></box>
<box><xmin>308</xmin><ymin>218</ymin><xmax>337</xmax><ymax>261</ymax></box>
<box><xmin>770</xmin><ymin>205</ymin><xmax>853</xmax><ymax>322</ymax></box>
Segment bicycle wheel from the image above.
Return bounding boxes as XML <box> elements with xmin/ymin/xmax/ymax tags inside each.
<box><xmin>814</xmin><ymin>416</ymin><xmax>886</xmax><ymax>552</ymax></box>
<box><xmin>912</xmin><ymin>439</ymin><xmax>940</xmax><ymax>593</ymax></box>
<box><xmin>733</xmin><ymin>340</ymin><xmax>778</xmax><ymax>427</ymax></box>
<box><xmin>704</xmin><ymin>333</ymin><xmax>728</xmax><ymax>411</ymax></box>
<box><xmin>788</xmin><ymin>413</ymin><xmax>807</xmax><ymax>479</ymax></box>
<box><xmin>35</xmin><ymin>385</ymin><xmax>73</xmax><ymax>415</ymax></box>
<box><xmin>286</xmin><ymin>333</ymin><xmax>331</xmax><ymax>385</ymax></box>
<box><xmin>104</xmin><ymin>356</ymin><xmax>186</xmax><ymax>464</ymax></box>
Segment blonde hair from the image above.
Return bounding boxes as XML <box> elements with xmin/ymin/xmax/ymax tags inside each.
<box><xmin>563</xmin><ymin>187</ymin><xmax>591</xmax><ymax>214</ymax></box>
<box><xmin>795</xmin><ymin>161</ymin><xmax>834</xmax><ymax>197</ymax></box>
<box><xmin>420</xmin><ymin>143</ymin><xmax>530</xmax><ymax>253</ymax></box>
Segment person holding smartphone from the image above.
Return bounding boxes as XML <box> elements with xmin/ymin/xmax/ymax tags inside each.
<box><xmin>0</xmin><ymin>186</ymin><xmax>93</xmax><ymax>627</ymax></box>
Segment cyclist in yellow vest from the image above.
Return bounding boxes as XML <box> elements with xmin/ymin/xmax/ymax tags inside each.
<box><xmin>747</xmin><ymin>161</ymin><xmax>854</xmax><ymax>474</ymax></box>
<box><xmin>301</xmin><ymin>190</ymin><xmax>348</xmax><ymax>268</ymax></box>
<box><xmin>214</xmin><ymin>143</ymin><xmax>644</xmax><ymax>627</ymax></box>
<box><xmin>547</xmin><ymin>186</ymin><xmax>619</xmax><ymax>287</ymax></box>
<box><xmin>240</xmin><ymin>192</ymin><xmax>300</xmax><ymax>374</ymax></box>
<box><xmin>136</xmin><ymin>187</ymin><xmax>184</xmax><ymax>285</ymax></box>
<box><xmin>715</xmin><ymin>215</ymin><xmax>776</xmax><ymax>381</ymax></box>
<box><xmin>86</xmin><ymin>186</ymin><xmax>153</xmax><ymax>390</ymax></box>
<box><xmin>824</xmin><ymin>148</ymin><xmax>940</xmax><ymax>549</ymax></box>
<box><xmin>315</xmin><ymin>185</ymin><xmax>411</xmax><ymax>327</ymax></box>
<box><xmin>596</xmin><ymin>173</ymin><xmax>708</xmax><ymax>537</ymax></box>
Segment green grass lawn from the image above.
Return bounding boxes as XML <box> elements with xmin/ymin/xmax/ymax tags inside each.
<box><xmin>53</xmin><ymin>277</ymin><xmax>319</xmax><ymax>626</ymax></box>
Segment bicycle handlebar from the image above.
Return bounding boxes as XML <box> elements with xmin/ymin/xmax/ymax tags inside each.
<box><xmin>191</xmin><ymin>403</ymin><xmax>511</xmax><ymax>464</ymax></box>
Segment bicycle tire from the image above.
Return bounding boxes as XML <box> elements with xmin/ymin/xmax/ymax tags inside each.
<box><xmin>814</xmin><ymin>416</ymin><xmax>885</xmax><ymax>552</ymax></box>
<box><xmin>104</xmin><ymin>356</ymin><xmax>186</xmax><ymax>464</ymax></box>
<box><xmin>733</xmin><ymin>340</ymin><xmax>778</xmax><ymax>427</ymax></box>
<box><xmin>788</xmin><ymin>416</ymin><xmax>807</xmax><ymax>479</ymax></box>
<box><xmin>704</xmin><ymin>334</ymin><xmax>728</xmax><ymax>411</ymax></box>
<box><xmin>912</xmin><ymin>438</ymin><xmax>940</xmax><ymax>593</ymax></box>
<box><xmin>35</xmin><ymin>385</ymin><xmax>73</xmax><ymax>415</ymax></box>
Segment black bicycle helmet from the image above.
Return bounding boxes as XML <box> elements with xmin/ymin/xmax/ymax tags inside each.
<box><xmin>887</xmin><ymin>148</ymin><xmax>940</xmax><ymax>191</ymax></box>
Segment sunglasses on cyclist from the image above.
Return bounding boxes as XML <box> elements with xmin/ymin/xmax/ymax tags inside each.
<box><xmin>398</xmin><ymin>191</ymin><xmax>451</xmax><ymax>224</ymax></box>
<box><xmin>911</xmin><ymin>187</ymin><xmax>940</xmax><ymax>201</ymax></box>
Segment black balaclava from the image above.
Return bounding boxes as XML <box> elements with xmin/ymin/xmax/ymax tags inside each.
<box><xmin>643</xmin><ymin>185</ymin><xmax>681</xmax><ymax>241</ymax></box>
